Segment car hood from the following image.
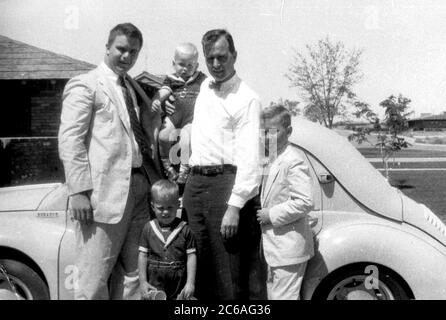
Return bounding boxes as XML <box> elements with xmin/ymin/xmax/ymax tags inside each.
<box><xmin>402</xmin><ymin>195</ymin><xmax>446</xmax><ymax>246</ymax></box>
<box><xmin>289</xmin><ymin>117</ymin><xmax>403</xmax><ymax>221</ymax></box>
<box><xmin>0</xmin><ymin>183</ymin><xmax>62</xmax><ymax>211</ymax></box>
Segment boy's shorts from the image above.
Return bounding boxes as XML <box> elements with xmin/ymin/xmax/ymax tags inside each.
<box><xmin>147</xmin><ymin>260</ymin><xmax>186</xmax><ymax>300</ymax></box>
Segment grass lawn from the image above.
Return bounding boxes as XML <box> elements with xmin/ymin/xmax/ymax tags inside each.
<box><xmin>386</xmin><ymin>170</ymin><xmax>446</xmax><ymax>222</ymax></box>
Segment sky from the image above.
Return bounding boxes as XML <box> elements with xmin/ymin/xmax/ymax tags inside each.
<box><xmin>2</xmin><ymin>0</ymin><xmax>446</xmax><ymax>119</ymax></box>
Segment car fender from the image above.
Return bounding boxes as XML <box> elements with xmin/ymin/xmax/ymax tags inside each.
<box><xmin>0</xmin><ymin>211</ymin><xmax>67</xmax><ymax>299</ymax></box>
<box><xmin>303</xmin><ymin>219</ymin><xmax>446</xmax><ymax>300</ymax></box>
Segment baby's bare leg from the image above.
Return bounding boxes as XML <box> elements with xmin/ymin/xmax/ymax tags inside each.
<box><xmin>179</xmin><ymin>123</ymin><xmax>192</xmax><ymax>165</ymax></box>
<box><xmin>177</xmin><ymin>124</ymin><xmax>192</xmax><ymax>185</ymax></box>
<box><xmin>159</xmin><ymin>118</ymin><xmax>180</xmax><ymax>180</ymax></box>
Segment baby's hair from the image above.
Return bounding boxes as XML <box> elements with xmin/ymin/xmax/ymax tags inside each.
<box><xmin>262</xmin><ymin>104</ymin><xmax>291</xmax><ymax>128</ymax></box>
<box><xmin>151</xmin><ymin>179</ymin><xmax>179</xmax><ymax>202</ymax></box>
<box><xmin>174</xmin><ymin>42</ymin><xmax>199</xmax><ymax>61</ymax></box>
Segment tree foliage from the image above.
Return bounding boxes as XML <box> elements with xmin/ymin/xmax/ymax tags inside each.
<box><xmin>348</xmin><ymin>94</ymin><xmax>413</xmax><ymax>179</ymax></box>
<box><xmin>269</xmin><ymin>98</ymin><xmax>301</xmax><ymax>116</ymax></box>
<box><xmin>286</xmin><ymin>37</ymin><xmax>363</xmax><ymax>128</ymax></box>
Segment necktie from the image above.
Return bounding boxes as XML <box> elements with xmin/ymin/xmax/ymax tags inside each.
<box><xmin>119</xmin><ymin>76</ymin><xmax>150</xmax><ymax>158</ymax></box>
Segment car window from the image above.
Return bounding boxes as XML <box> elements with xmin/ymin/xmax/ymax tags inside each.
<box><xmin>303</xmin><ymin>149</ymin><xmax>369</xmax><ymax>214</ymax></box>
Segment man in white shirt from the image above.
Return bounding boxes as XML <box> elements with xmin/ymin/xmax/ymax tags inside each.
<box><xmin>183</xmin><ymin>29</ymin><xmax>266</xmax><ymax>300</ymax></box>
<box><xmin>58</xmin><ymin>23</ymin><xmax>163</xmax><ymax>299</ymax></box>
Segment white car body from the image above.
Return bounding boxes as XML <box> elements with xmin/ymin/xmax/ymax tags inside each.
<box><xmin>1</xmin><ymin>117</ymin><xmax>446</xmax><ymax>299</ymax></box>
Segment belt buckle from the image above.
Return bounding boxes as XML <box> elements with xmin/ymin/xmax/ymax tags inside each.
<box><xmin>203</xmin><ymin>167</ymin><xmax>218</xmax><ymax>175</ymax></box>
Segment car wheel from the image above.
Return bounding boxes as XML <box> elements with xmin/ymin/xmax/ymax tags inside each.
<box><xmin>0</xmin><ymin>259</ymin><xmax>49</xmax><ymax>300</ymax></box>
<box><xmin>313</xmin><ymin>264</ymin><xmax>412</xmax><ymax>300</ymax></box>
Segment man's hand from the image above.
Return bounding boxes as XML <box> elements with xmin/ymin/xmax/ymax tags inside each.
<box><xmin>70</xmin><ymin>191</ymin><xmax>93</xmax><ymax>225</ymax></box>
<box><xmin>256</xmin><ymin>208</ymin><xmax>271</xmax><ymax>225</ymax></box>
<box><xmin>177</xmin><ymin>282</ymin><xmax>195</xmax><ymax>300</ymax></box>
<box><xmin>140</xmin><ymin>281</ymin><xmax>156</xmax><ymax>300</ymax></box>
<box><xmin>164</xmin><ymin>94</ymin><xmax>176</xmax><ymax>115</ymax></box>
<box><xmin>220</xmin><ymin>205</ymin><xmax>240</xmax><ymax>239</ymax></box>
<box><xmin>151</xmin><ymin>99</ymin><xmax>162</xmax><ymax>112</ymax></box>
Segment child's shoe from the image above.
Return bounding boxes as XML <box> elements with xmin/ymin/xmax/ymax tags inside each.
<box><xmin>177</xmin><ymin>164</ymin><xmax>191</xmax><ymax>185</ymax></box>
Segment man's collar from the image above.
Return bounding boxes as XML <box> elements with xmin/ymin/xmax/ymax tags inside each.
<box><xmin>209</xmin><ymin>71</ymin><xmax>238</xmax><ymax>91</ymax></box>
<box><xmin>167</xmin><ymin>71</ymin><xmax>200</xmax><ymax>84</ymax></box>
<box><xmin>101</xmin><ymin>61</ymin><xmax>126</xmax><ymax>82</ymax></box>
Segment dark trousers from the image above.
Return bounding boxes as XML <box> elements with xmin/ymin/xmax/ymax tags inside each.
<box><xmin>183</xmin><ymin>172</ymin><xmax>267</xmax><ymax>300</ymax></box>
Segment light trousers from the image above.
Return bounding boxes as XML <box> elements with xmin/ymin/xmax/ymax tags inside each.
<box><xmin>73</xmin><ymin>171</ymin><xmax>149</xmax><ymax>300</ymax></box>
<box><xmin>266</xmin><ymin>262</ymin><xmax>307</xmax><ymax>300</ymax></box>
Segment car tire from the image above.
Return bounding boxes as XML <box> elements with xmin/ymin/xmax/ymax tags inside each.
<box><xmin>0</xmin><ymin>259</ymin><xmax>49</xmax><ymax>300</ymax></box>
<box><xmin>312</xmin><ymin>264</ymin><xmax>413</xmax><ymax>300</ymax></box>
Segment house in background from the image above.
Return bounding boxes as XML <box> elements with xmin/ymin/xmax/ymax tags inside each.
<box><xmin>0</xmin><ymin>34</ymin><xmax>95</xmax><ymax>186</ymax></box>
<box><xmin>134</xmin><ymin>70</ymin><xmax>165</xmax><ymax>88</ymax></box>
<box><xmin>407</xmin><ymin>112</ymin><xmax>446</xmax><ymax>131</ymax></box>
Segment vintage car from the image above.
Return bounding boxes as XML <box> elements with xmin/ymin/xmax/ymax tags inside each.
<box><xmin>1</xmin><ymin>117</ymin><xmax>446</xmax><ymax>300</ymax></box>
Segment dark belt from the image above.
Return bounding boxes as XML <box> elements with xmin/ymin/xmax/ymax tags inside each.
<box><xmin>131</xmin><ymin>166</ymin><xmax>144</xmax><ymax>175</ymax></box>
<box><xmin>148</xmin><ymin>259</ymin><xmax>185</xmax><ymax>268</ymax></box>
<box><xmin>191</xmin><ymin>164</ymin><xmax>237</xmax><ymax>176</ymax></box>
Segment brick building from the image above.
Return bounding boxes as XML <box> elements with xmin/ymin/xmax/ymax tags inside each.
<box><xmin>0</xmin><ymin>35</ymin><xmax>95</xmax><ymax>186</ymax></box>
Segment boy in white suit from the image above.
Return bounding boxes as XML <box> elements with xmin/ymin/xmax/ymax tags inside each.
<box><xmin>256</xmin><ymin>105</ymin><xmax>314</xmax><ymax>300</ymax></box>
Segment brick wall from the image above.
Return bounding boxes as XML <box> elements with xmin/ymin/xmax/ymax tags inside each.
<box><xmin>30</xmin><ymin>84</ymin><xmax>64</xmax><ymax>137</ymax></box>
<box><xmin>0</xmin><ymin>138</ymin><xmax>64</xmax><ymax>186</ymax></box>
<box><xmin>0</xmin><ymin>80</ymin><xmax>68</xmax><ymax>187</ymax></box>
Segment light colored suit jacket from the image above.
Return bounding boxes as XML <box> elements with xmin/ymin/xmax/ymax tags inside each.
<box><xmin>261</xmin><ymin>144</ymin><xmax>314</xmax><ymax>267</ymax></box>
<box><xmin>58</xmin><ymin>64</ymin><xmax>163</xmax><ymax>224</ymax></box>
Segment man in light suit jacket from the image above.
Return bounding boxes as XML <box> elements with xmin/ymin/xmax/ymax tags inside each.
<box><xmin>58</xmin><ymin>23</ymin><xmax>164</xmax><ymax>299</ymax></box>
<box><xmin>257</xmin><ymin>105</ymin><xmax>314</xmax><ymax>300</ymax></box>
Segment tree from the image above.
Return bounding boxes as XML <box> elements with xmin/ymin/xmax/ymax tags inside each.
<box><xmin>286</xmin><ymin>36</ymin><xmax>363</xmax><ymax>128</ymax></box>
<box><xmin>269</xmin><ymin>98</ymin><xmax>301</xmax><ymax>116</ymax></box>
<box><xmin>303</xmin><ymin>104</ymin><xmax>324</xmax><ymax>124</ymax></box>
<box><xmin>348</xmin><ymin>94</ymin><xmax>413</xmax><ymax>180</ymax></box>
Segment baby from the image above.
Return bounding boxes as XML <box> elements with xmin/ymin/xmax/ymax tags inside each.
<box><xmin>152</xmin><ymin>43</ymin><xmax>207</xmax><ymax>185</ymax></box>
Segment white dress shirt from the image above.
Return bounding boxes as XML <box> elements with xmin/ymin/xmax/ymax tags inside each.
<box><xmin>101</xmin><ymin>62</ymin><xmax>143</xmax><ymax>168</ymax></box>
<box><xmin>189</xmin><ymin>74</ymin><xmax>263</xmax><ymax>208</ymax></box>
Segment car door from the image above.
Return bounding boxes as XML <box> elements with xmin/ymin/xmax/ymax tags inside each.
<box><xmin>57</xmin><ymin>202</ymin><xmax>76</xmax><ymax>299</ymax></box>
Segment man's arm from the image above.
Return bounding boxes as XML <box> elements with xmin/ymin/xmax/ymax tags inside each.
<box><xmin>58</xmin><ymin>76</ymin><xmax>95</xmax><ymax>224</ymax></box>
<box><xmin>138</xmin><ymin>79</ymin><xmax>176</xmax><ymax>115</ymax></box>
<box><xmin>220</xmin><ymin>98</ymin><xmax>262</xmax><ymax>239</ymax></box>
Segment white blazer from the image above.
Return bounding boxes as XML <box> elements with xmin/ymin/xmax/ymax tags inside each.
<box><xmin>58</xmin><ymin>65</ymin><xmax>163</xmax><ymax>224</ymax></box>
<box><xmin>261</xmin><ymin>144</ymin><xmax>314</xmax><ymax>267</ymax></box>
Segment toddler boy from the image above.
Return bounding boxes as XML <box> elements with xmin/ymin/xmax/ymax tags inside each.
<box><xmin>138</xmin><ymin>179</ymin><xmax>197</xmax><ymax>300</ymax></box>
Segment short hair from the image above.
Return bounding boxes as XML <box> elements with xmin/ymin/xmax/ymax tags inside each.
<box><xmin>201</xmin><ymin>29</ymin><xmax>236</xmax><ymax>56</ymax></box>
<box><xmin>262</xmin><ymin>104</ymin><xmax>291</xmax><ymax>128</ymax></box>
<box><xmin>174</xmin><ymin>42</ymin><xmax>199</xmax><ymax>61</ymax></box>
<box><xmin>151</xmin><ymin>179</ymin><xmax>179</xmax><ymax>202</ymax></box>
<box><xmin>107</xmin><ymin>23</ymin><xmax>143</xmax><ymax>48</ymax></box>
